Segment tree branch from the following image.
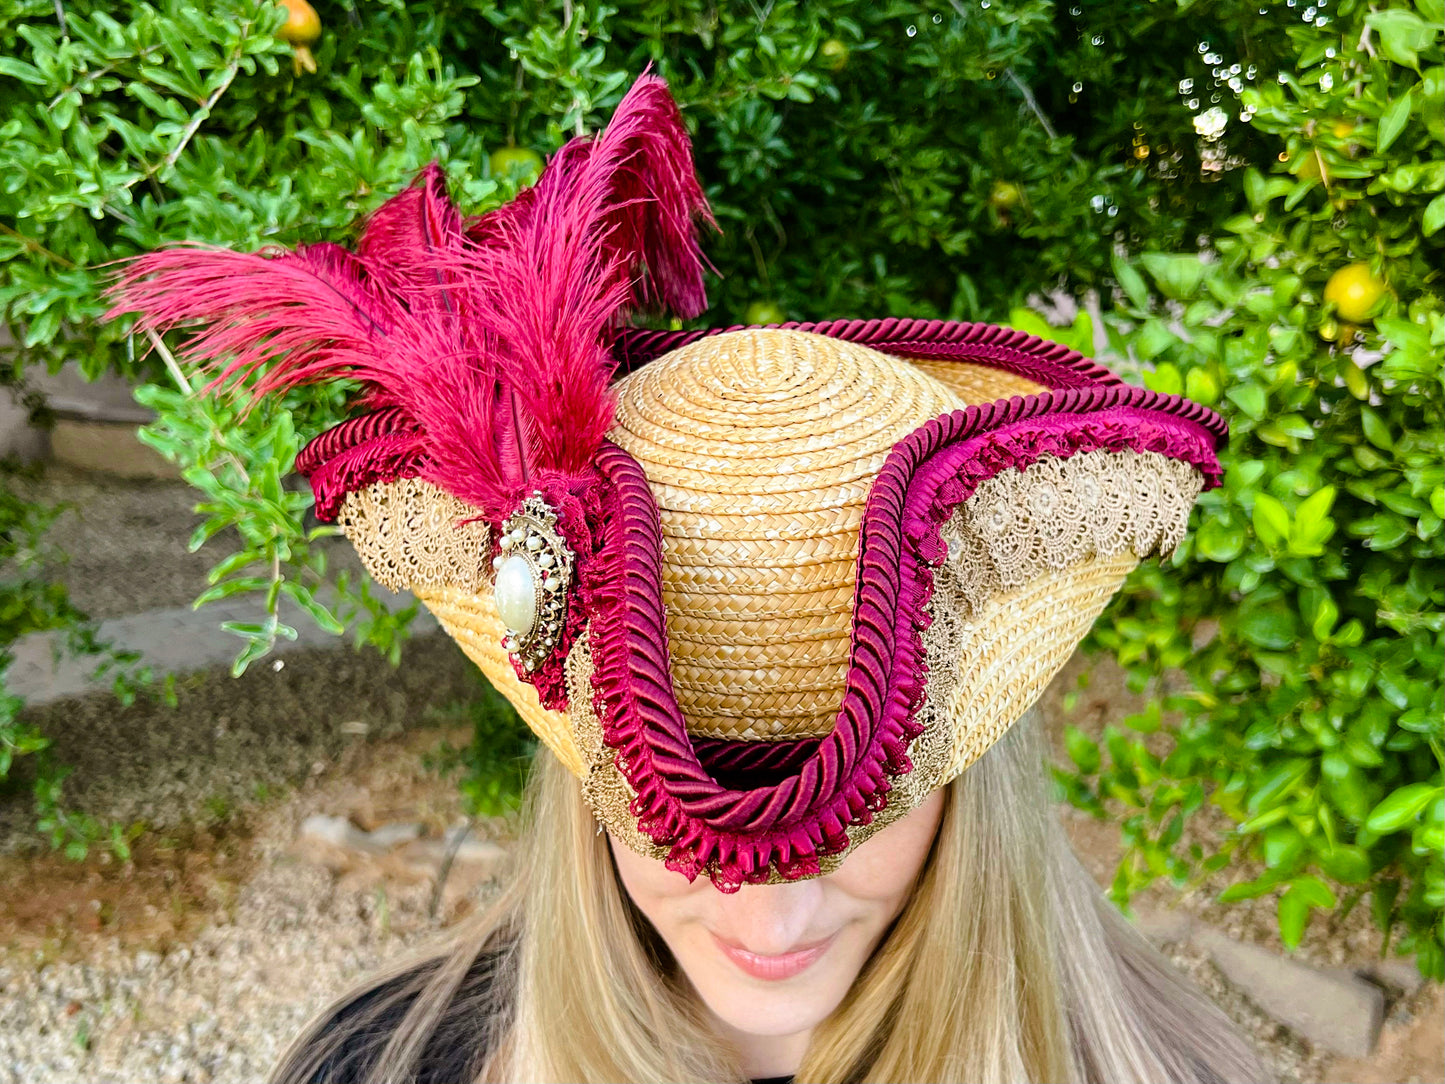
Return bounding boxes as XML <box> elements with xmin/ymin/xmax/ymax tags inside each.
<box><xmin>0</xmin><ymin>222</ymin><xmax>75</xmax><ymax>268</ymax></box>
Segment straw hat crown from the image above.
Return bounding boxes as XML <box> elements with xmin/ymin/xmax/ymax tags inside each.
<box><xmin>609</xmin><ymin>328</ymin><xmax>961</xmax><ymax>742</ymax></box>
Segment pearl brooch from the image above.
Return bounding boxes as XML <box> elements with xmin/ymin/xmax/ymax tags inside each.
<box><xmin>492</xmin><ymin>493</ymin><xmax>574</xmax><ymax>672</ymax></box>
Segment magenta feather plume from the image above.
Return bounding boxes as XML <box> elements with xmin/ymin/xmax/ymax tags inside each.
<box><xmin>106</xmin><ymin>72</ymin><xmax>713</xmax><ymax>521</ymax></box>
<box><xmin>467</xmin><ymin>74</ymin><xmax>714</xmax><ymax>318</ymax></box>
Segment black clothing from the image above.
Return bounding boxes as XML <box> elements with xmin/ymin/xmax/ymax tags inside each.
<box><xmin>301</xmin><ymin>953</ymin><xmax>795</xmax><ymax>1083</ymax></box>
<box><xmin>303</xmin><ymin>955</ymin><xmax>494</xmax><ymax>1084</ymax></box>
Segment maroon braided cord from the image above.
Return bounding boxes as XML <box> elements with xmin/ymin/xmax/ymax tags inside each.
<box><xmin>295</xmin><ymin>406</ymin><xmax>416</xmax><ymax>476</ymax></box>
<box><xmin>611</xmin><ymin>318</ymin><xmax>1123</xmax><ymax>388</ymax></box>
<box><xmin>579</xmin><ymin>385</ymin><xmax>1224</xmax><ymax>887</ymax></box>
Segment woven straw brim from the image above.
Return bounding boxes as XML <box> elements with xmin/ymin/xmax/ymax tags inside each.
<box><xmin>416</xmin><ymin>583</ymin><xmax>585</xmax><ymax>777</ymax></box>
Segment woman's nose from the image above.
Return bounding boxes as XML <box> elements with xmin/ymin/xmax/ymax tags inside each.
<box><xmin>713</xmin><ymin>878</ymin><xmax>827</xmax><ymax>953</ymax></box>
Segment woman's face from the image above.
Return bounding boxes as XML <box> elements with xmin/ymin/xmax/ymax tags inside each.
<box><xmin>609</xmin><ymin>788</ymin><xmax>944</xmax><ymax>1066</ymax></box>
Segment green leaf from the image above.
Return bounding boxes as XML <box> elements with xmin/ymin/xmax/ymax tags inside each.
<box><xmin>1424</xmin><ymin>195</ymin><xmax>1445</xmax><ymax>239</ymax></box>
<box><xmin>1377</xmin><ymin>92</ymin><xmax>1412</xmax><ymax>154</ymax></box>
<box><xmin>1366</xmin><ymin>784</ymin><xmax>1443</xmax><ymax>833</ymax></box>
<box><xmin>1290</xmin><ymin>874</ymin><xmax>1337</xmax><ymax>910</ymax></box>
<box><xmin>1277</xmin><ymin>886</ymin><xmax>1311</xmax><ymax>949</ymax></box>
<box><xmin>0</xmin><ymin>57</ymin><xmax>48</xmax><ymax>85</ymax></box>
<box><xmin>1114</xmin><ymin>252</ymin><xmax>1151</xmax><ymax>313</ymax></box>
<box><xmin>1360</xmin><ymin>407</ymin><xmax>1394</xmax><ymax>452</ymax></box>
<box><xmin>1238</xmin><ymin>806</ymin><xmax>1292</xmax><ymax>834</ymax></box>
<box><xmin>1252</xmin><ymin>494</ymin><xmax>1290</xmax><ymax>549</ymax></box>
<box><xmin>1263</xmin><ymin>825</ymin><xmax>1305</xmax><ymax>869</ymax></box>
<box><xmin>1364</xmin><ymin>9</ymin><xmax>1434</xmax><ymax>70</ymax></box>
<box><xmin>1185</xmin><ymin>367</ymin><xmax>1220</xmax><ymax>405</ymax></box>
<box><xmin>1319</xmin><ymin>845</ymin><xmax>1371</xmax><ymax>884</ymax></box>
<box><xmin>280</xmin><ymin>582</ymin><xmax>345</xmax><ymax>636</ymax></box>
<box><xmin>1247</xmin><ymin>758</ymin><xmax>1312</xmax><ymax>813</ymax></box>
<box><xmin>1196</xmin><ymin>519</ymin><xmax>1246</xmax><ymax>563</ymax></box>
<box><xmin>1310</xmin><ymin>593</ymin><xmax>1339</xmax><ymax>641</ymax></box>
<box><xmin>1237</xmin><ymin>606</ymin><xmax>1298</xmax><ymax>651</ymax></box>
<box><xmin>1140</xmin><ymin>253</ymin><xmax>1207</xmax><ymax>301</ymax></box>
<box><xmin>1290</xmin><ymin>485</ymin><xmax>1336</xmax><ymax>557</ymax></box>
<box><xmin>1219</xmin><ymin>874</ymin><xmax>1284</xmax><ymax>902</ymax></box>
<box><xmin>1226</xmin><ymin>382</ymin><xmax>1267</xmax><ymax>420</ymax></box>
<box><xmin>193</xmin><ymin>577</ymin><xmax>270</xmax><ymax>608</ymax></box>
<box><xmin>1064</xmin><ymin>726</ymin><xmax>1101</xmax><ymax>774</ymax></box>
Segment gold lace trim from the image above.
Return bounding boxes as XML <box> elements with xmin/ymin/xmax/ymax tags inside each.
<box><xmin>337</xmin><ymin>478</ymin><xmax>490</xmax><ymax>594</ymax></box>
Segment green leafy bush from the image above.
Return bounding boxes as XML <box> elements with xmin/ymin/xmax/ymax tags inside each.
<box><xmin>425</xmin><ymin>680</ymin><xmax>537</xmax><ymax>820</ymax></box>
<box><xmin>1</xmin><ymin>0</ymin><xmax>1439</xmax><ymax>967</ymax></box>
<box><xmin>1059</xmin><ymin>0</ymin><xmax>1444</xmax><ymax>977</ymax></box>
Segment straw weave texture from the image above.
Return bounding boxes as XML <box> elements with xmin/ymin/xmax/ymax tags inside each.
<box><xmin>415</xmin><ymin>584</ymin><xmax>585</xmax><ymax>777</ymax></box>
<box><xmin>907</xmin><ymin>358</ymin><xmax>1047</xmax><ymax>402</ymax></box>
<box><xmin>608</xmin><ymin>328</ymin><xmax>962</xmax><ymax>740</ymax></box>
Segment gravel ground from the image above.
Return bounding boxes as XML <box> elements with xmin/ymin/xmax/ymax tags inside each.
<box><xmin>0</xmin><ymin>726</ymin><xmax>501</xmax><ymax>1084</ymax></box>
<box><xmin>2</xmin><ymin>633</ymin><xmax>481</xmax><ymax>852</ymax></box>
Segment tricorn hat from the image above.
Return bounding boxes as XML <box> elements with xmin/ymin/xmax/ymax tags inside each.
<box><xmin>111</xmin><ymin>75</ymin><xmax>1223</xmax><ymax>890</ymax></box>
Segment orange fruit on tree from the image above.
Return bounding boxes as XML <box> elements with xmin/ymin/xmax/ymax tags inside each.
<box><xmin>744</xmin><ymin>300</ymin><xmax>787</xmax><ymax>326</ymax></box>
<box><xmin>819</xmin><ymin>38</ymin><xmax>850</xmax><ymax>73</ymax></box>
<box><xmin>989</xmin><ymin>180</ymin><xmax>1023</xmax><ymax>210</ymax></box>
<box><xmin>277</xmin><ymin>0</ymin><xmax>321</xmax><ymax>75</ymax></box>
<box><xmin>278</xmin><ymin>0</ymin><xmax>320</xmax><ymax>43</ymax></box>
<box><xmin>1324</xmin><ymin>262</ymin><xmax>1387</xmax><ymax>324</ymax></box>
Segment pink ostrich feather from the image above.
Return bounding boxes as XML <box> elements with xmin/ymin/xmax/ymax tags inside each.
<box><xmin>106</xmin><ymin>72</ymin><xmax>713</xmax><ymax>520</ymax></box>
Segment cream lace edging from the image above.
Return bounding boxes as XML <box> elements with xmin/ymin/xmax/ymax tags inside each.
<box><xmin>947</xmin><ymin>450</ymin><xmax>1200</xmax><ymax>615</ymax></box>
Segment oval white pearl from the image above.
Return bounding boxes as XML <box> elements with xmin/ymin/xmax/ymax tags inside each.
<box><xmin>494</xmin><ymin>554</ymin><xmax>538</xmax><ymax>638</ymax></box>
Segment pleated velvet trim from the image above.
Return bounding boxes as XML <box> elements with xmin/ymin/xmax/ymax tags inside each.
<box><xmin>296</xmin><ymin>406</ymin><xmax>422</xmax><ymax>522</ymax></box>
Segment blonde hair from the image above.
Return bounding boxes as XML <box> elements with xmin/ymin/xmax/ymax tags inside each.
<box><xmin>272</xmin><ymin>709</ymin><xmax>1265</xmax><ymax>1083</ymax></box>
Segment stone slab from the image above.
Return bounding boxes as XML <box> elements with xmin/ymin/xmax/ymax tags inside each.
<box><xmin>49</xmin><ymin>419</ymin><xmax>176</xmax><ymax>479</ymax></box>
<box><xmin>1193</xmin><ymin>925</ymin><xmax>1385</xmax><ymax>1058</ymax></box>
<box><xmin>7</xmin><ymin>590</ymin><xmax>437</xmax><ymax>706</ymax></box>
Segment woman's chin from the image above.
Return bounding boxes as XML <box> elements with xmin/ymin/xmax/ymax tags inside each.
<box><xmin>699</xmin><ymin>983</ymin><xmax>842</xmax><ymax>1041</ymax></box>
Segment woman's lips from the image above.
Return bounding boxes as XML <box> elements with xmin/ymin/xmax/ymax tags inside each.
<box><xmin>712</xmin><ymin>932</ymin><xmax>837</xmax><ymax>981</ymax></box>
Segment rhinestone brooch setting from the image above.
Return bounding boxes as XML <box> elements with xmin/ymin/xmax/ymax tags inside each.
<box><xmin>492</xmin><ymin>494</ymin><xmax>574</xmax><ymax>672</ymax></box>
